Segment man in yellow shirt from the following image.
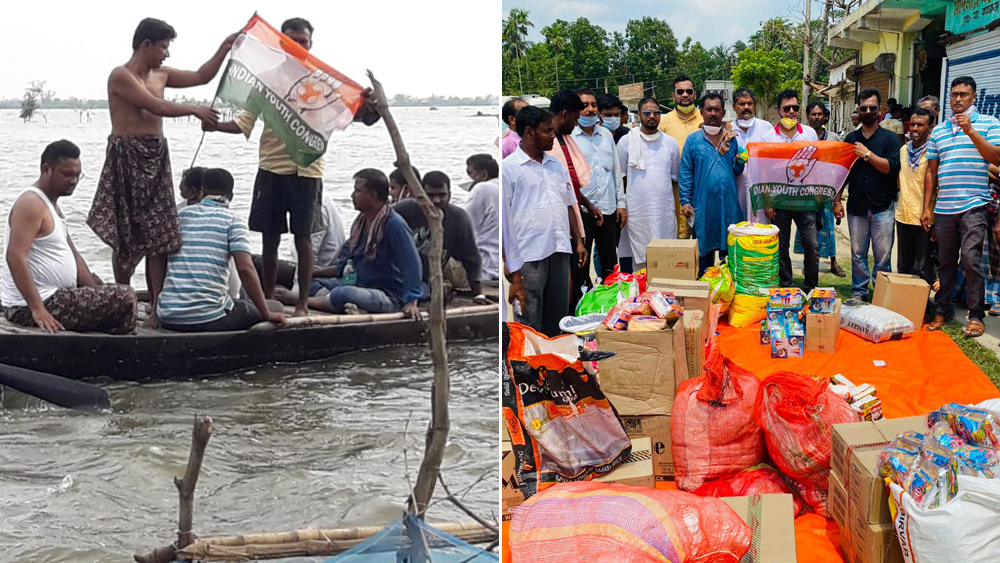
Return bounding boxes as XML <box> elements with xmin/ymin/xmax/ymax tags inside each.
<box><xmin>895</xmin><ymin>108</ymin><xmax>934</xmax><ymax>284</ymax></box>
<box><xmin>658</xmin><ymin>75</ymin><xmax>702</xmax><ymax>239</ymax></box>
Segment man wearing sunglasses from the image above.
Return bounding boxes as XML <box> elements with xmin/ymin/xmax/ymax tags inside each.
<box><xmin>617</xmin><ymin>97</ymin><xmax>682</xmax><ymax>270</ymax></box>
<box><xmin>762</xmin><ymin>89</ymin><xmax>821</xmax><ymax>292</ymax></box>
<box><xmin>658</xmin><ymin>75</ymin><xmax>702</xmax><ymax>239</ymax></box>
<box><xmin>836</xmin><ymin>87</ymin><xmax>901</xmax><ymax>303</ymax></box>
<box><xmin>922</xmin><ymin>76</ymin><xmax>1000</xmax><ymax>337</ymax></box>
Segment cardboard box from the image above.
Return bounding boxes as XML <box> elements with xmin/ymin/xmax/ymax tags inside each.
<box><xmin>647</xmin><ymin>278</ymin><xmax>711</xmax><ymax>320</ymax></box>
<box><xmin>595</xmin><ymin>318</ymin><xmax>687</xmax><ymax>416</ymax></box>
<box><xmin>770</xmin><ymin>321</ymin><xmax>804</xmax><ymax>358</ymax></box>
<box><xmin>595</xmin><ymin>437</ymin><xmax>655</xmax><ymax>487</ymax></box>
<box><xmin>621</xmin><ymin>415</ymin><xmax>673</xmax><ymax>479</ymax></box>
<box><xmin>829</xmin><ymin>469</ymin><xmax>849</xmax><ymax>528</ymax></box>
<box><xmin>683</xmin><ymin>310</ymin><xmax>705</xmax><ymax>380</ymax></box>
<box><xmin>831</xmin><ymin>416</ymin><xmax>926</xmax><ymax>524</ymax></box>
<box><xmin>501</xmin><ymin>441</ymin><xmax>524</xmax><ymax>521</ymax></box>
<box><xmin>847</xmin><ymin>499</ymin><xmax>904</xmax><ymax>563</ymax></box>
<box><xmin>720</xmin><ymin>494</ymin><xmax>797</xmax><ymax>563</ymax></box>
<box><xmin>872</xmin><ymin>272</ymin><xmax>930</xmax><ymax>330</ymax></box>
<box><xmin>806</xmin><ymin>298</ymin><xmax>841</xmax><ymax>354</ymax></box>
<box><xmin>646</xmin><ymin>239</ymin><xmax>699</xmax><ymax>280</ymax></box>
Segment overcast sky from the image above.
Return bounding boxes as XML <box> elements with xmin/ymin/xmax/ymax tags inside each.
<box><xmin>501</xmin><ymin>0</ymin><xmax>803</xmax><ymax>53</ymax></box>
<box><xmin>0</xmin><ymin>0</ymin><xmax>495</xmax><ymax>100</ymax></box>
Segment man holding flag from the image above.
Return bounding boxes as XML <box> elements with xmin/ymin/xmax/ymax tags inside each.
<box><xmin>205</xmin><ymin>16</ymin><xmax>372</xmax><ymax>317</ymax></box>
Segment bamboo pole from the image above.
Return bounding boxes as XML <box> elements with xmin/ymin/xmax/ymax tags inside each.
<box><xmin>176</xmin><ymin>522</ymin><xmax>497</xmax><ymax>561</ymax></box>
<box><xmin>365</xmin><ymin>70</ymin><xmax>450</xmax><ymax>523</ymax></box>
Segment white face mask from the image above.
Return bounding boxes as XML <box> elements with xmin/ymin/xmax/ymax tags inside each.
<box><xmin>703</xmin><ymin>125</ymin><xmax>722</xmax><ymax>135</ymax></box>
<box><xmin>949</xmin><ymin>104</ymin><xmax>976</xmax><ymax>124</ymax></box>
<box><xmin>736</xmin><ymin>118</ymin><xmax>754</xmax><ymax>128</ymax></box>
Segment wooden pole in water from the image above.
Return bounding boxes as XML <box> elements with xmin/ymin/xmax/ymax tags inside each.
<box><xmin>365</xmin><ymin>70</ymin><xmax>450</xmax><ymax>523</ymax></box>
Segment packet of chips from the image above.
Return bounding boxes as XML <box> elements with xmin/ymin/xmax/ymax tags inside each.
<box><xmin>878</xmin><ymin>447</ymin><xmax>918</xmax><ymax>486</ymax></box>
<box><xmin>950</xmin><ymin>405</ymin><xmax>1000</xmax><ymax>449</ymax></box>
<box><xmin>954</xmin><ymin>445</ymin><xmax>1000</xmax><ymax>478</ymax></box>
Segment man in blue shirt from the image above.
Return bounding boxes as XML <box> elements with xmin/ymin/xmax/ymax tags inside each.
<box><xmin>679</xmin><ymin>92</ymin><xmax>746</xmax><ymax>276</ymax></box>
<box><xmin>922</xmin><ymin>76</ymin><xmax>1000</xmax><ymax>336</ymax></box>
<box><xmin>571</xmin><ymin>88</ymin><xmax>626</xmax><ymax>282</ymax></box>
<box><xmin>307</xmin><ymin>169</ymin><xmax>423</xmax><ymax>318</ymax></box>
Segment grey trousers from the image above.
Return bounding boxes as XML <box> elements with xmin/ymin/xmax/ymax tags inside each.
<box><xmin>935</xmin><ymin>205</ymin><xmax>988</xmax><ymax>321</ymax></box>
<box><xmin>515</xmin><ymin>252</ymin><xmax>572</xmax><ymax>337</ymax></box>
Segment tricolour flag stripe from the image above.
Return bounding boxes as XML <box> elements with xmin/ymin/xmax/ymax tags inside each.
<box><xmin>746</xmin><ymin>141</ymin><xmax>858</xmax><ymax>212</ymax></box>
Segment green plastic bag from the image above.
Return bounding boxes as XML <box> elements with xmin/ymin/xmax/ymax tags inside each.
<box><xmin>575</xmin><ymin>282</ymin><xmax>630</xmax><ymax>316</ymax></box>
<box><xmin>700</xmin><ymin>261</ymin><xmax>735</xmax><ymax>307</ymax></box>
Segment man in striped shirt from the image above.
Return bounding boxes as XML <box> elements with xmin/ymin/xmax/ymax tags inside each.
<box><xmin>922</xmin><ymin>76</ymin><xmax>1000</xmax><ymax>337</ymax></box>
<box><xmin>158</xmin><ymin>168</ymin><xmax>286</xmax><ymax>331</ymax></box>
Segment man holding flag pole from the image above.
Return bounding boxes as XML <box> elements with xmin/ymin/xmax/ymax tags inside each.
<box><xmin>204</xmin><ymin>15</ymin><xmax>374</xmax><ymax>317</ymax></box>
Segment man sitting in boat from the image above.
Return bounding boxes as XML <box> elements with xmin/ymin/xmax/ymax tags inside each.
<box><xmin>462</xmin><ymin>154</ymin><xmax>500</xmax><ymax>282</ymax></box>
<box><xmin>1</xmin><ymin>140</ymin><xmax>138</xmax><ymax>334</ymax></box>
<box><xmin>307</xmin><ymin>168</ymin><xmax>423</xmax><ymax>318</ymax></box>
<box><xmin>157</xmin><ymin>168</ymin><xmax>286</xmax><ymax>331</ymax></box>
<box><xmin>389</xmin><ymin>166</ymin><xmax>420</xmax><ymax>204</ymax></box>
<box><xmin>393</xmin><ymin>171</ymin><xmax>487</xmax><ymax>303</ymax></box>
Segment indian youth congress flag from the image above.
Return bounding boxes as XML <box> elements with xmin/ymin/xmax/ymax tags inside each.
<box><xmin>217</xmin><ymin>14</ymin><xmax>366</xmax><ymax>167</ymax></box>
<box><xmin>747</xmin><ymin>141</ymin><xmax>858</xmax><ymax>212</ymax></box>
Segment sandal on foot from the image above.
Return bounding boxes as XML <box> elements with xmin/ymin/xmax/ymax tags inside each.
<box><xmin>990</xmin><ymin>304</ymin><xmax>1000</xmax><ymax>317</ymax></box>
<box><xmin>926</xmin><ymin>314</ymin><xmax>950</xmax><ymax>331</ymax></box>
<box><xmin>830</xmin><ymin>265</ymin><xmax>847</xmax><ymax>277</ymax></box>
<box><xmin>965</xmin><ymin>319</ymin><xmax>985</xmax><ymax>338</ymax></box>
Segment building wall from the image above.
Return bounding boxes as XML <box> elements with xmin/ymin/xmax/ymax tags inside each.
<box><xmin>858</xmin><ymin>31</ymin><xmax>920</xmax><ymax>106</ymax></box>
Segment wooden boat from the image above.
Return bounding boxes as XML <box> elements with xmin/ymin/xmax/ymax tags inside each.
<box><xmin>0</xmin><ymin>293</ymin><xmax>499</xmax><ymax>381</ymax></box>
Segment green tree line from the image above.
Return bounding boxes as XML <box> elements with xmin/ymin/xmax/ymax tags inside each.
<box><xmin>502</xmin><ymin>8</ymin><xmax>852</xmax><ymax>112</ymax></box>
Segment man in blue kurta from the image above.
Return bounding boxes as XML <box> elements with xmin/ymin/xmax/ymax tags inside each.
<box><xmin>680</xmin><ymin>92</ymin><xmax>747</xmax><ymax>276</ymax></box>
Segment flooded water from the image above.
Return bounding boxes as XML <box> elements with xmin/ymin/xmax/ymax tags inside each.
<box><xmin>0</xmin><ymin>108</ymin><xmax>501</xmax><ymax>562</ymax></box>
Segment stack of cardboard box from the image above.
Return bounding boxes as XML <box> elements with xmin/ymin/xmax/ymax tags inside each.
<box><xmin>829</xmin><ymin>416</ymin><xmax>927</xmax><ymax>563</ymax></box>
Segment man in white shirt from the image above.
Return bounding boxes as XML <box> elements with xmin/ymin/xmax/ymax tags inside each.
<box><xmin>616</xmin><ymin>96</ymin><xmax>682</xmax><ymax>269</ymax></box>
<box><xmin>463</xmin><ymin>154</ymin><xmax>500</xmax><ymax>281</ymax></box>
<box><xmin>762</xmin><ymin>89</ymin><xmax>821</xmax><ymax>292</ymax></box>
<box><xmin>572</xmin><ymin>87</ymin><xmax>626</xmax><ymax>283</ymax></box>
<box><xmin>503</xmin><ymin>105</ymin><xmax>587</xmax><ymax>336</ymax></box>
<box><xmin>731</xmin><ymin>87</ymin><xmax>772</xmax><ymax>222</ymax></box>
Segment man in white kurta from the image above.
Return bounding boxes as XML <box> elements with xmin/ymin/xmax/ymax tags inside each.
<box><xmin>730</xmin><ymin>88</ymin><xmax>773</xmax><ymax>223</ymax></box>
<box><xmin>616</xmin><ymin>97</ymin><xmax>681</xmax><ymax>268</ymax></box>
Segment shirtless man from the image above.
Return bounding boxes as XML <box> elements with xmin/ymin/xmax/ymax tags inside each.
<box><xmin>87</xmin><ymin>17</ymin><xmax>237</xmax><ymax>326</ymax></box>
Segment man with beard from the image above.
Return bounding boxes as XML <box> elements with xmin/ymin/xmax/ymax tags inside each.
<box><xmin>895</xmin><ymin>108</ymin><xmax>935</xmax><ymax>285</ymax></box>
<box><xmin>836</xmin><ymin>88</ymin><xmax>901</xmax><ymax>301</ymax></box>
<box><xmin>546</xmin><ymin>90</ymin><xmax>601</xmax><ymax>307</ymax></box>
<box><xmin>572</xmin><ymin>88</ymin><xmax>626</xmax><ymax>283</ymax></box>
<box><xmin>730</xmin><ymin>87</ymin><xmax>771</xmax><ymax>222</ymax></box>
<box><xmin>503</xmin><ymin>105</ymin><xmax>587</xmax><ymax>336</ymax></box>
<box><xmin>679</xmin><ymin>93</ymin><xmax>746</xmax><ymax>275</ymax></box>
<box><xmin>763</xmin><ymin>89</ymin><xmax>821</xmax><ymax>292</ymax></box>
<box><xmin>617</xmin><ymin>97</ymin><xmax>681</xmax><ymax>270</ymax></box>
<box><xmin>87</xmin><ymin>18</ymin><xmax>235</xmax><ymax>327</ymax></box>
<box><xmin>922</xmin><ymin>76</ymin><xmax>1000</xmax><ymax>337</ymax></box>
<box><xmin>658</xmin><ymin>76</ymin><xmax>702</xmax><ymax>239</ymax></box>
<box><xmin>800</xmin><ymin>101</ymin><xmax>846</xmax><ymax>277</ymax></box>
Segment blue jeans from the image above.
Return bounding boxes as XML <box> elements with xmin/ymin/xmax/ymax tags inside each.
<box><xmin>848</xmin><ymin>207</ymin><xmax>895</xmax><ymax>296</ymax></box>
<box><xmin>311</xmin><ymin>277</ymin><xmax>400</xmax><ymax>314</ymax></box>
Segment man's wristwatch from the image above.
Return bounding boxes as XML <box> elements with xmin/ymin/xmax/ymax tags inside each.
<box><xmin>863</xmin><ymin>151</ymin><xmax>871</xmax><ymax>162</ymax></box>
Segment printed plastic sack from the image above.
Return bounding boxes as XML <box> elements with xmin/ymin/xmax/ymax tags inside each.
<box><xmin>692</xmin><ymin>463</ymin><xmax>804</xmax><ymax>516</ymax></box>
<box><xmin>890</xmin><ymin>475</ymin><xmax>1000</xmax><ymax>563</ymax></box>
<box><xmin>753</xmin><ymin>372</ymin><xmax>858</xmax><ymax>515</ymax></box>
<box><xmin>672</xmin><ymin>354</ymin><xmax>765</xmax><ymax>491</ymax></box>
<box><xmin>509</xmin><ymin>481</ymin><xmax>752</xmax><ymax>563</ymax></box>
<box><xmin>727</xmin><ymin>222</ymin><xmax>779</xmax><ymax>296</ymax></box>
<box><xmin>502</xmin><ymin>323</ymin><xmax>632</xmax><ymax>499</ymax></box>
<box><xmin>840</xmin><ymin>299</ymin><xmax>914</xmax><ymax>342</ymax></box>
<box><xmin>575</xmin><ymin>281</ymin><xmax>632</xmax><ymax>316</ymax></box>
<box><xmin>727</xmin><ymin>294</ymin><xmax>769</xmax><ymax>328</ymax></box>
<box><xmin>700</xmin><ymin>262</ymin><xmax>735</xmax><ymax>315</ymax></box>
<box><xmin>603</xmin><ymin>265</ymin><xmax>648</xmax><ymax>294</ymax></box>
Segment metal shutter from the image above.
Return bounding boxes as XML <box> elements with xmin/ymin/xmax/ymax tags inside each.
<box><xmin>859</xmin><ymin>67</ymin><xmax>892</xmax><ymax>107</ymax></box>
<box><xmin>942</xmin><ymin>29</ymin><xmax>1000</xmax><ymax>122</ymax></box>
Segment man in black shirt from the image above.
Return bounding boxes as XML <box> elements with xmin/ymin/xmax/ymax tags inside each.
<box><xmin>833</xmin><ymin>87</ymin><xmax>901</xmax><ymax>300</ymax></box>
<box><xmin>393</xmin><ymin>171</ymin><xmax>485</xmax><ymax>302</ymax></box>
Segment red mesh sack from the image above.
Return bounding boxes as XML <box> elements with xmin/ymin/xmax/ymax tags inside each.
<box><xmin>753</xmin><ymin>372</ymin><xmax>858</xmax><ymax>515</ymax></box>
<box><xmin>672</xmin><ymin>354</ymin><xmax>766</xmax><ymax>491</ymax></box>
<box><xmin>693</xmin><ymin>464</ymin><xmax>804</xmax><ymax>516</ymax></box>
<box><xmin>509</xmin><ymin>481</ymin><xmax>751</xmax><ymax>563</ymax></box>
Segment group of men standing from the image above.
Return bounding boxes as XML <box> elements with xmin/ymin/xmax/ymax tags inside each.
<box><xmin>503</xmin><ymin>74</ymin><xmax>1000</xmax><ymax>339</ymax></box>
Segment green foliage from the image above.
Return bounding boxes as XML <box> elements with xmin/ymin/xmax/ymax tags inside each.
<box><xmin>731</xmin><ymin>49</ymin><xmax>802</xmax><ymax>114</ymax></box>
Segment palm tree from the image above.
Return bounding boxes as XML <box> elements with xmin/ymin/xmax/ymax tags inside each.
<box><xmin>550</xmin><ymin>35</ymin><xmax>567</xmax><ymax>89</ymax></box>
<box><xmin>502</xmin><ymin>8</ymin><xmax>533</xmax><ymax>94</ymax></box>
